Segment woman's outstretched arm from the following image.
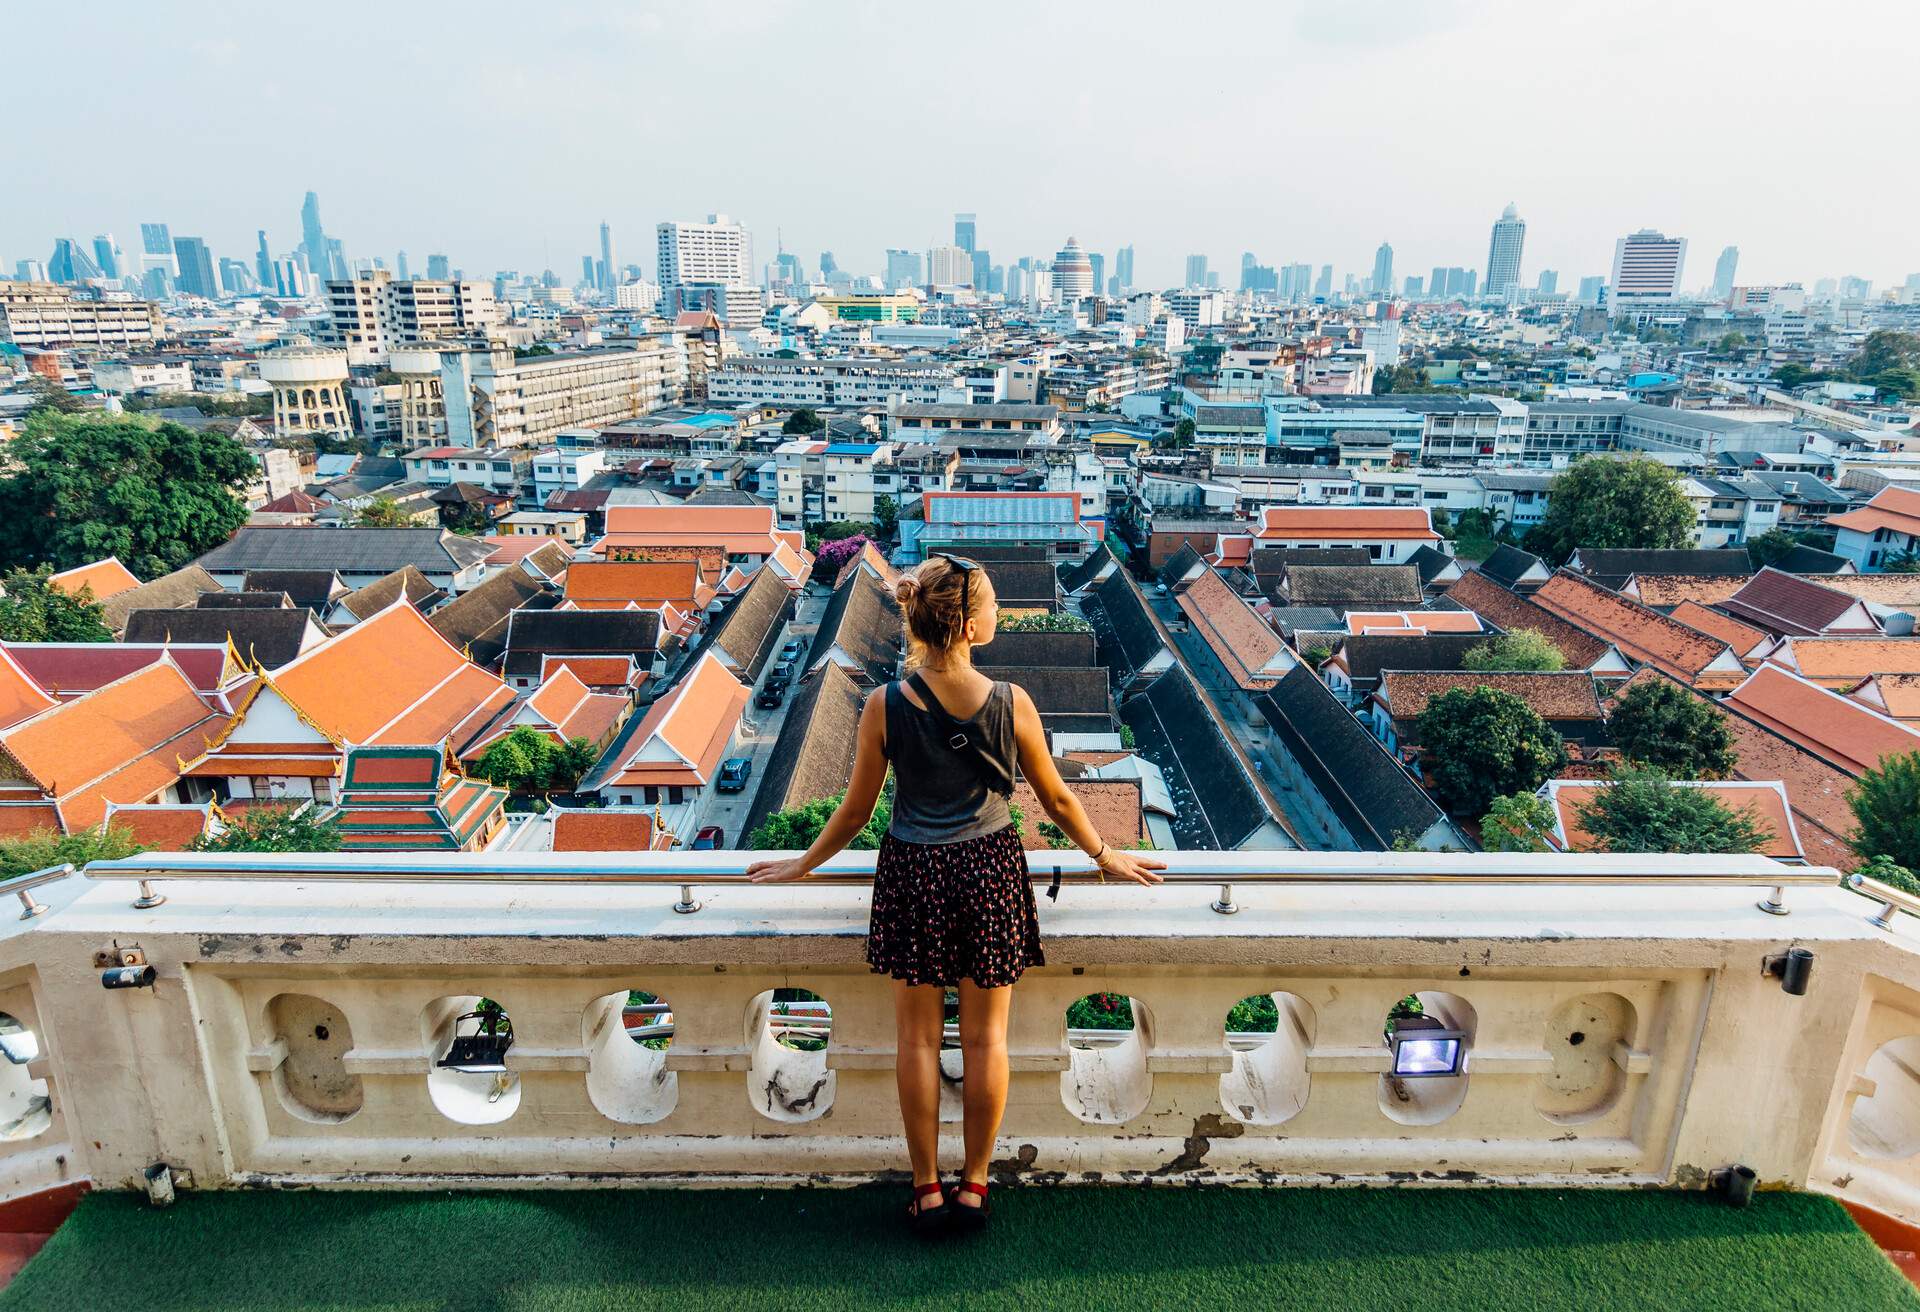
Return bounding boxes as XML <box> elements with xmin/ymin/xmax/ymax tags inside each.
<box><xmin>746</xmin><ymin>688</ymin><xmax>889</xmax><ymax>882</ymax></box>
<box><xmin>1008</xmin><ymin>685</ymin><xmax>1165</xmax><ymax>886</ymax></box>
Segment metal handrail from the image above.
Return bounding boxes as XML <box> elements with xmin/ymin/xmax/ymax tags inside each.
<box><xmin>75</xmin><ymin>851</ymin><xmax>1838</xmax><ymax>917</ymax></box>
<box><xmin>1848</xmin><ymin>873</ymin><xmax>1920</xmax><ymax>929</ymax></box>
<box><xmin>0</xmin><ymin>864</ymin><xmax>72</xmax><ymax>921</ymax></box>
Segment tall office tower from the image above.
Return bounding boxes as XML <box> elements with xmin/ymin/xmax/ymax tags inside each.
<box><xmin>47</xmin><ymin>238</ymin><xmax>102</xmax><ymax>284</ymax></box>
<box><xmin>1314</xmin><ymin>265</ymin><xmax>1333</xmax><ymax>297</ymax></box>
<box><xmin>219</xmin><ymin>258</ymin><xmax>256</xmax><ymax>294</ymax></box>
<box><xmin>1608</xmin><ymin>229</ymin><xmax>1687</xmax><ymax>311</ymax></box>
<box><xmin>1404</xmin><ymin>276</ymin><xmax>1424</xmax><ymax>298</ymax></box>
<box><xmin>1839</xmin><ymin>275</ymin><xmax>1873</xmax><ymax>300</ymax></box>
<box><xmin>1114</xmin><ymin>245</ymin><xmax>1135</xmax><ymax>291</ymax></box>
<box><xmin>1484</xmin><ymin>202</ymin><xmax>1526</xmax><ymax>298</ymax></box>
<box><xmin>91</xmin><ymin>235</ymin><xmax>121</xmax><ymax>281</ymax></box>
<box><xmin>14</xmin><ymin>260</ymin><xmax>46</xmax><ymax>282</ymax></box>
<box><xmin>139</xmin><ymin>222</ymin><xmax>176</xmax><ymax>293</ymax></box>
<box><xmin>954</xmin><ymin>213</ymin><xmax>976</xmax><ymax>254</ymax></box>
<box><xmin>1456</xmin><ymin>269</ymin><xmax>1477</xmax><ymax>297</ymax></box>
<box><xmin>1344</xmin><ymin>273</ymin><xmax>1359</xmax><ymax>295</ymax></box>
<box><xmin>255</xmin><ymin>231</ymin><xmax>274</xmax><ymax>286</ymax></box>
<box><xmin>1429</xmin><ymin>265</ymin><xmax>1448</xmax><ymax>300</ymax></box>
<box><xmin>1371</xmin><ymin>241</ymin><xmax>1394</xmax><ymax>296</ymax></box>
<box><xmin>1184</xmin><ymin>254</ymin><xmax>1209</xmax><ymax>289</ymax></box>
<box><xmin>1050</xmin><ymin>237</ymin><xmax>1094</xmax><ymax>300</ymax></box>
<box><xmin>1578</xmin><ymin>275</ymin><xmax>1606</xmax><ymax>305</ymax></box>
<box><xmin>1713</xmin><ymin>246</ymin><xmax>1739</xmax><ymax>300</ymax></box>
<box><xmin>884</xmin><ymin>249</ymin><xmax>922</xmax><ymax>289</ymax></box>
<box><xmin>927</xmin><ymin>244</ymin><xmax>972</xmax><ymax>287</ymax></box>
<box><xmin>1288</xmin><ymin>263</ymin><xmax>1312</xmax><ymax>301</ymax></box>
<box><xmin>427</xmin><ymin>253</ymin><xmax>451</xmax><ymax>280</ymax></box>
<box><xmin>140</xmin><ymin>223</ymin><xmax>174</xmax><ymax>266</ymax></box>
<box><xmin>300</xmin><ymin>191</ymin><xmax>347</xmax><ymax>280</ymax></box>
<box><xmin>1088</xmin><ymin>252</ymin><xmax>1105</xmax><ymax>297</ymax></box>
<box><xmin>599</xmin><ymin>222</ymin><xmax>615</xmax><ymax>293</ymax></box>
<box><xmin>1536</xmin><ymin>270</ymin><xmax>1559</xmax><ymax>295</ymax></box>
<box><xmin>581</xmin><ymin>255</ymin><xmax>597</xmax><ymax>286</ymax></box>
<box><xmin>172</xmin><ymin>237</ymin><xmax>217</xmax><ymax>298</ymax></box>
<box><xmin>656</xmin><ymin>215</ymin><xmax>751</xmax><ymax>292</ymax></box>
<box><xmin>396</xmin><ymin>250</ymin><xmax>410</xmax><ymax>280</ymax></box>
<box><xmin>1240</xmin><ymin>251</ymin><xmax>1258</xmax><ymax>282</ymax></box>
<box><xmin>971</xmin><ymin>249</ymin><xmax>992</xmax><ymax>289</ymax></box>
<box><xmin>819</xmin><ymin>251</ymin><xmax>838</xmax><ymax>278</ymax></box>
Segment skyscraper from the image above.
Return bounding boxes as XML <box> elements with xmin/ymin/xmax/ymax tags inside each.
<box><xmin>599</xmin><ymin>222</ymin><xmax>615</xmax><ymax>293</ymax></box>
<box><xmin>47</xmin><ymin>238</ymin><xmax>101</xmax><ymax>284</ymax></box>
<box><xmin>1371</xmin><ymin>242</ymin><xmax>1394</xmax><ymax>296</ymax></box>
<box><xmin>972</xmin><ymin>249</ymin><xmax>992</xmax><ymax>289</ymax></box>
<box><xmin>1185</xmin><ymin>254</ymin><xmax>1208</xmax><ymax>289</ymax></box>
<box><xmin>1714</xmin><ymin>246</ymin><xmax>1739</xmax><ymax>300</ymax></box>
<box><xmin>1485</xmin><ymin>203</ymin><xmax>1526</xmax><ymax>298</ymax></box>
<box><xmin>255</xmin><ymin>231</ymin><xmax>274</xmax><ymax>287</ymax></box>
<box><xmin>140</xmin><ymin>223</ymin><xmax>173</xmax><ymax>262</ymax></box>
<box><xmin>427</xmin><ymin>254</ymin><xmax>451</xmax><ymax>281</ymax></box>
<box><xmin>172</xmin><ymin>236</ymin><xmax>217</xmax><ymax>298</ymax></box>
<box><xmin>91</xmin><ymin>235</ymin><xmax>122</xmax><ymax>281</ymax></box>
<box><xmin>1536</xmin><ymin>270</ymin><xmax>1559</xmax><ymax>295</ymax></box>
<box><xmin>1114</xmin><ymin>245</ymin><xmax>1134</xmax><ymax>291</ymax></box>
<box><xmin>1314</xmin><ymin>265</ymin><xmax>1333</xmax><ymax>298</ymax></box>
<box><xmin>657</xmin><ymin>215</ymin><xmax>752</xmax><ymax>291</ymax></box>
<box><xmin>927</xmin><ymin>245</ymin><xmax>971</xmax><ymax>287</ymax></box>
<box><xmin>954</xmin><ymin>213</ymin><xmax>976</xmax><ymax>254</ymax></box>
<box><xmin>1088</xmin><ymin>252</ymin><xmax>1105</xmax><ymax>297</ymax></box>
<box><xmin>1050</xmin><ymin>237</ymin><xmax>1094</xmax><ymax>301</ymax></box>
<box><xmin>1608</xmin><ymin>229</ymin><xmax>1688</xmax><ymax>311</ymax></box>
<box><xmin>885</xmin><ymin>249</ymin><xmax>922</xmax><ymax>289</ymax></box>
<box><xmin>1577</xmin><ymin>275</ymin><xmax>1607</xmax><ymax>305</ymax></box>
<box><xmin>300</xmin><ymin>191</ymin><xmax>343</xmax><ymax>280</ymax></box>
<box><xmin>396</xmin><ymin>250</ymin><xmax>410</xmax><ymax>280</ymax></box>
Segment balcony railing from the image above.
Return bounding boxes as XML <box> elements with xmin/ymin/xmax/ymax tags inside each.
<box><xmin>3</xmin><ymin>850</ymin><xmax>1920</xmax><ymax>1230</ymax></box>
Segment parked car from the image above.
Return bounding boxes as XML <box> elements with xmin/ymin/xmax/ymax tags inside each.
<box><xmin>716</xmin><ymin>757</ymin><xmax>753</xmax><ymax>792</ymax></box>
<box><xmin>756</xmin><ymin>679</ymin><xmax>786</xmax><ymax>709</ymax></box>
<box><xmin>690</xmin><ymin>826</ymin><xmax>724</xmax><ymax>850</ymax></box>
<box><xmin>779</xmin><ymin>638</ymin><xmax>807</xmax><ymax>664</ymax></box>
<box><xmin>768</xmin><ymin>659</ymin><xmax>797</xmax><ymax>684</ymax></box>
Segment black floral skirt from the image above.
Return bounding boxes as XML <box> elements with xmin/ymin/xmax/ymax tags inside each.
<box><xmin>866</xmin><ymin>825</ymin><xmax>1045</xmax><ymax>988</ymax></box>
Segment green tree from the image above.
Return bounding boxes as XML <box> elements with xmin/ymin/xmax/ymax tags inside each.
<box><xmin>1461</xmin><ymin>629</ymin><xmax>1565</xmax><ymax>672</ymax></box>
<box><xmin>0</xmin><ymin>566</ymin><xmax>113</xmax><ymax>642</ymax></box>
<box><xmin>1855</xmin><ymin>854</ymin><xmax>1920</xmax><ymax>897</ymax></box>
<box><xmin>748</xmin><ymin>784</ymin><xmax>893</xmax><ymax>851</ymax></box>
<box><xmin>0</xmin><ymin>825</ymin><xmax>150</xmax><ymax>879</ymax></box>
<box><xmin>1371</xmin><ymin>364</ymin><xmax>1434</xmax><ymax>395</ymax></box>
<box><xmin>191</xmin><ymin>804</ymin><xmax>343</xmax><ymax>853</ymax></box>
<box><xmin>1868</xmin><ymin>367</ymin><xmax>1920</xmax><ymax>400</ymax></box>
<box><xmin>1882</xmin><ymin>550</ymin><xmax>1920</xmax><ymax>575</ymax></box>
<box><xmin>1849</xmin><ymin>751</ymin><xmax>1920</xmax><ymax>872</ymax></box>
<box><xmin>1771</xmin><ymin>363</ymin><xmax>1831</xmax><ymax>391</ymax></box>
<box><xmin>473</xmin><ymin>727</ymin><xmax>601</xmax><ymax>794</ymax></box>
<box><xmin>354</xmin><ymin>496</ymin><xmax>416</xmax><ymax>528</ymax></box>
<box><xmin>873</xmin><ymin>494</ymin><xmax>899</xmax><ymax>539</ymax></box>
<box><xmin>782</xmin><ymin>408</ymin><xmax>824</xmax><ymax>435</ymax></box>
<box><xmin>1574</xmin><ymin>766</ymin><xmax>1768</xmax><ymax>855</ymax></box>
<box><xmin>999</xmin><ymin>611</ymin><xmax>1092</xmax><ymax>633</ymax></box>
<box><xmin>1746</xmin><ymin>527</ymin><xmax>1810</xmax><ymax>569</ymax></box>
<box><xmin>1717</xmin><ymin>332</ymin><xmax>1747</xmax><ymax>353</ymax></box>
<box><xmin>1850</xmin><ymin>330</ymin><xmax>1920</xmax><ymax>380</ymax></box>
<box><xmin>1481</xmin><ymin>792</ymin><xmax>1557</xmax><ymax>853</ymax></box>
<box><xmin>1415</xmin><ymin>687</ymin><xmax>1569</xmax><ymax>817</ymax></box>
<box><xmin>0</xmin><ymin>412</ymin><xmax>254</xmax><ymax>577</ymax></box>
<box><xmin>1605</xmin><ymin>678</ymin><xmax>1738</xmax><ymax>778</ymax></box>
<box><xmin>21</xmin><ymin>375</ymin><xmax>82</xmax><ymax>417</ymax></box>
<box><xmin>1522</xmin><ymin>455</ymin><xmax>1697</xmax><ymax>566</ymax></box>
<box><xmin>1172</xmin><ymin>417</ymin><xmax>1196</xmax><ymax>448</ymax></box>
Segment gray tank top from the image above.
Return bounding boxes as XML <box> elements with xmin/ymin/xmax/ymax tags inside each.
<box><xmin>884</xmin><ymin>678</ymin><xmax>1016</xmax><ymax>844</ymax></box>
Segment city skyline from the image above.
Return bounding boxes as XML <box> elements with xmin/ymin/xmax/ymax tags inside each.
<box><xmin>6</xmin><ymin>1</ymin><xmax>1917</xmax><ymax>290</ymax></box>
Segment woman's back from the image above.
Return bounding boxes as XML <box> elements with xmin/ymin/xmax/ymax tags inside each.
<box><xmin>885</xmin><ymin>676</ymin><xmax>1015</xmax><ymax>844</ymax></box>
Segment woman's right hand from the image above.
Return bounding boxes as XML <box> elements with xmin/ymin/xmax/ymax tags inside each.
<box><xmin>1095</xmin><ymin>847</ymin><xmax>1166</xmax><ymax>886</ymax></box>
<box><xmin>746</xmin><ymin>858</ymin><xmax>813</xmax><ymax>883</ymax></box>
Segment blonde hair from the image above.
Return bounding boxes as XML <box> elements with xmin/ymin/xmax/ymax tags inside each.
<box><xmin>893</xmin><ymin>556</ymin><xmax>990</xmax><ymax>670</ymax></box>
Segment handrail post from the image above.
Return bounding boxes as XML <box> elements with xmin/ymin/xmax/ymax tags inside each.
<box><xmin>673</xmin><ymin>883</ymin><xmax>701</xmax><ymax>915</ymax></box>
<box><xmin>1211</xmin><ymin>883</ymin><xmax>1238</xmax><ymax>915</ymax></box>
<box><xmin>10</xmin><ymin>863</ymin><xmax>72</xmax><ymax>920</ymax></box>
<box><xmin>1757</xmin><ymin>885</ymin><xmax>1789</xmax><ymax>916</ymax></box>
<box><xmin>133</xmin><ymin>879</ymin><xmax>166</xmax><ymax>910</ymax></box>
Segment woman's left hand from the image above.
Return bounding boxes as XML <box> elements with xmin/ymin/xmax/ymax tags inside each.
<box><xmin>1096</xmin><ymin>848</ymin><xmax>1167</xmax><ymax>886</ymax></box>
<box><xmin>746</xmin><ymin>858</ymin><xmax>813</xmax><ymax>883</ymax></box>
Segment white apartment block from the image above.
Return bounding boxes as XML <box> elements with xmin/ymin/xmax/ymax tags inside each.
<box><xmin>822</xmin><ymin>441</ymin><xmax>896</xmax><ymax>523</ymax></box>
<box><xmin>321</xmin><ymin>269</ymin><xmax>502</xmax><ymax>366</ymax></box>
<box><xmin>91</xmin><ymin>356</ymin><xmax>193</xmax><ymax>394</ymax></box>
<box><xmin>657</xmin><ymin>215</ymin><xmax>752</xmax><ymax>290</ymax></box>
<box><xmin>705</xmin><ymin>356</ymin><xmax>957</xmax><ymax>408</ymax></box>
<box><xmin>0</xmin><ymin>282</ymin><xmax>161</xmax><ymax>349</ymax></box>
<box><xmin>1608</xmin><ymin>229</ymin><xmax>1687</xmax><ymax>311</ymax></box>
<box><xmin>532</xmin><ymin>448</ymin><xmax>610</xmax><ymax>503</ymax></box>
<box><xmin>414</xmin><ymin>341</ymin><xmax>682</xmax><ymax>450</ymax></box>
<box><xmin>1165</xmin><ymin>289</ymin><xmax>1225</xmax><ymax>331</ymax></box>
<box><xmin>615</xmin><ymin>279</ymin><xmax>661</xmax><ymax>311</ymax></box>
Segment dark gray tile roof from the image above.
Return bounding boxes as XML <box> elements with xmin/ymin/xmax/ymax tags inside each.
<box><xmin>502</xmin><ymin>610</ymin><xmax>661</xmax><ymax>680</ymax></box>
<box><xmin>1057</xmin><ymin>543</ymin><xmax>1115</xmax><ymax>594</ymax></box>
<box><xmin>1256</xmin><ymin>666</ymin><xmax>1447</xmax><ymax>850</ymax></box>
<box><xmin>741</xmin><ymin>662</ymin><xmax>867</xmax><ymax>842</ymax></box>
<box><xmin>1571</xmin><ymin>548</ymin><xmax>1751</xmax><ymax>590</ymax></box>
<box><xmin>976</xmin><ymin>630</ymin><xmax>1097</xmax><ymax>670</ymax></box>
<box><xmin>1479</xmin><ymin>544</ymin><xmax>1547</xmax><ymax>589</ymax></box>
<box><xmin>241</xmin><ymin>569</ymin><xmax>345</xmax><ymax>610</ymax></box>
<box><xmin>1084</xmin><ymin>568</ymin><xmax>1166</xmax><ymax>683</ymax></box>
<box><xmin>428</xmin><ymin>568</ymin><xmax>557</xmax><ymax>667</ymax></box>
<box><xmin>807</xmin><ymin>567</ymin><xmax>902</xmax><ymax>685</ymax></box>
<box><xmin>1407</xmin><ymin>544</ymin><xmax>1459</xmax><ymax>586</ymax></box>
<box><xmin>123</xmin><ymin>607</ymin><xmax>317</xmax><ymax>670</ymax></box>
<box><xmin>207</xmin><ymin>529</ymin><xmax>491</xmax><ymax>577</ymax></box>
<box><xmin>1119</xmin><ymin>665</ymin><xmax>1268</xmax><ymax>850</ymax></box>
<box><xmin>1285</xmin><ymin>564</ymin><xmax>1423</xmax><ymax>609</ymax></box>
<box><xmin>1336</xmin><ymin>631</ymin><xmax>1486</xmax><ymax>685</ymax></box>
<box><xmin>982</xmin><ymin>559</ymin><xmax>1060</xmax><ymax>610</ymax></box>
<box><xmin>336</xmin><ymin>566</ymin><xmax>444</xmax><ymax>620</ymax></box>
<box><xmin>703</xmin><ymin>566</ymin><xmax>793</xmax><ymax>682</ymax></box>
<box><xmin>1776</xmin><ymin>544</ymin><xmax>1852</xmax><ymax>574</ymax></box>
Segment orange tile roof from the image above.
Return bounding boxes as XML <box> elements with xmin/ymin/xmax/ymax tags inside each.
<box><xmin>1382</xmin><ymin>671</ymin><xmax>1603</xmax><ymax>725</ymax></box>
<box><xmin>1256</xmin><ymin>506</ymin><xmax>1438</xmax><ymax>541</ymax></box>
<box><xmin>1444</xmin><ymin>572</ymin><xmax>1614</xmax><ymax>669</ymax></box>
<box><xmin>541</xmin><ymin>654</ymin><xmax>642</xmax><ymax>689</ymax></box>
<box><xmin>1765</xmin><ymin>637</ymin><xmax>1920</xmax><ymax>688</ymax></box>
<box><xmin>1345</xmin><ymin>610</ymin><xmax>1483</xmax><ymax>635</ymax></box>
<box><xmin>1544</xmin><ymin>779</ymin><xmax>1803</xmax><ymax>860</ymax></box>
<box><xmin>465</xmin><ymin>668</ymin><xmax>631</xmax><ymax>760</ymax></box>
<box><xmin>0</xmin><ymin>648</ymin><xmax>56</xmax><ymax>730</ymax></box>
<box><xmin>563</xmin><ymin>560</ymin><xmax>711</xmax><ymax>608</ymax></box>
<box><xmin>1010</xmin><ymin>778</ymin><xmax>1144</xmax><ymax>847</ymax></box>
<box><xmin>1212</xmin><ymin>535</ymin><xmax>1254</xmax><ymax>569</ymax></box>
<box><xmin>550</xmin><ymin>809</ymin><xmax>663</xmax><ymax>852</ymax></box>
<box><xmin>1173</xmin><ymin>567</ymin><xmax>1292</xmax><ymax>688</ymax></box>
<box><xmin>1622</xmin><ymin>574</ymin><xmax>1750</xmax><ymax>608</ymax></box>
<box><xmin>597</xmin><ymin>650</ymin><xmax>747</xmax><ymax>788</ymax></box>
<box><xmin>1668</xmin><ymin>602</ymin><xmax>1770</xmax><ymax>659</ymax></box>
<box><xmin>1533</xmin><ymin>570</ymin><xmax>1739</xmax><ymax>686</ymax></box>
<box><xmin>103</xmin><ymin>802</ymin><xmax>215</xmax><ymax>848</ymax></box>
<box><xmin>0</xmin><ymin>659</ymin><xmax>224</xmax><ymax>832</ymax></box>
<box><xmin>264</xmin><ymin>599</ymin><xmax>514</xmax><ymax>754</ymax></box>
<box><xmin>1724</xmin><ymin>664</ymin><xmax>1920</xmax><ymax>776</ymax></box>
<box><xmin>0</xmin><ymin>803</ymin><xmax>62</xmax><ymax>836</ymax></box>
<box><xmin>1857</xmin><ymin>672</ymin><xmax>1920</xmax><ymax>721</ymax></box>
<box><xmin>596</xmin><ymin>505</ymin><xmax>812</xmax><ymax>564</ymax></box>
<box><xmin>483</xmin><ymin>534</ymin><xmax>575</xmax><ymax>565</ymax></box>
<box><xmin>46</xmin><ymin>557</ymin><xmax>141</xmax><ymax>600</ymax></box>
<box><xmin>1828</xmin><ymin>484</ymin><xmax>1920</xmax><ymax>537</ymax></box>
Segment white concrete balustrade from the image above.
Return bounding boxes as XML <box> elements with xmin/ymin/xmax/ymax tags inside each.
<box><xmin>6</xmin><ymin>853</ymin><xmax>1920</xmax><ymax>1225</ymax></box>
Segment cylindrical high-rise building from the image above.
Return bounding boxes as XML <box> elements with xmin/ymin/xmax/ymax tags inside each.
<box><xmin>1051</xmin><ymin>237</ymin><xmax>1094</xmax><ymax>302</ymax></box>
<box><xmin>1485</xmin><ymin>203</ymin><xmax>1527</xmax><ymax>299</ymax></box>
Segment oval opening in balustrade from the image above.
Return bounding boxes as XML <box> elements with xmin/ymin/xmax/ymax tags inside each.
<box><xmin>0</xmin><ymin>1011</ymin><xmax>50</xmax><ymax>1142</ymax></box>
<box><xmin>747</xmin><ymin>988</ymin><xmax>834</xmax><ymax>1123</ymax></box>
<box><xmin>1378</xmin><ymin>991</ymin><xmax>1476</xmax><ymax>1127</ymax></box>
<box><xmin>1062</xmin><ymin>992</ymin><xmax>1151</xmax><ymax>1124</ymax></box>
<box><xmin>584</xmin><ymin>988</ymin><xmax>677</xmax><ymax>1126</ymax></box>
<box><xmin>266</xmin><ymin>993</ymin><xmax>362</xmax><ymax>1124</ymax></box>
<box><xmin>1849</xmin><ymin>1035</ymin><xmax>1920</xmax><ymax>1160</ymax></box>
<box><xmin>1220</xmin><ymin>992</ymin><xmax>1314</xmax><ymax>1126</ymax></box>
<box><xmin>1535</xmin><ymin>992</ymin><xmax>1638</xmax><ymax>1126</ymax></box>
<box><xmin>422</xmin><ymin>995</ymin><xmax>520</xmax><ymax>1125</ymax></box>
<box><xmin>938</xmin><ymin>987</ymin><xmax>965</xmax><ymax>1124</ymax></box>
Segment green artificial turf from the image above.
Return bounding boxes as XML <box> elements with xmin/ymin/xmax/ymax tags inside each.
<box><xmin>3</xmin><ymin>1185</ymin><xmax>1914</xmax><ymax>1312</ymax></box>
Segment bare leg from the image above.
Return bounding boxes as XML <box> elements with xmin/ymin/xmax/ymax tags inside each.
<box><xmin>893</xmin><ymin>980</ymin><xmax>946</xmax><ymax>1210</ymax></box>
<box><xmin>956</xmin><ymin>979</ymin><xmax>1013</xmax><ymax>1205</ymax></box>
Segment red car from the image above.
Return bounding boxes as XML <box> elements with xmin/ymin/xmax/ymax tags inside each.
<box><xmin>690</xmin><ymin>826</ymin><xmax>724</xmax><ymax>850</ymax></box>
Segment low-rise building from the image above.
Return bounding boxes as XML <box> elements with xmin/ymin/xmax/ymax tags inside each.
<box><xmin>0</xmin><ymin>281</ymin><xmax>161</xmax><ymax>349</ymax></box>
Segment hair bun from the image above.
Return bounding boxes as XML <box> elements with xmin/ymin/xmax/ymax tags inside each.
<box><xmin>892</xmin><ymin>575</ymin><xmax>921</xmax><ymax>607</ymax></box>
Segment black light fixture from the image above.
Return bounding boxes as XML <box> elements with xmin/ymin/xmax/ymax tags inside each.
<box><xmin>437</xmin><ymin>1003</ymin><xmax>514</xmax><ymax>1073</ymax></box>
<box><xmin>1765</xmin><ymin>947</ymin><xmax>1814</xmax><ymax>996</ymax></box>
<box><xmin>1386</xmin><ymin>1012</ymin><xmax>1468</xmax><ymax>1078</ymax></box>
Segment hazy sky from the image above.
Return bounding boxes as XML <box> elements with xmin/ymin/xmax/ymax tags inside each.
<box><xmin>9</xmin><ymin>1</ymin><xmax>1917</xmax><ymax>292</ymax></box>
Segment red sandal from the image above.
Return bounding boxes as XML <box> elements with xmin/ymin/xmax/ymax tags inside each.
<box><xmin>906</xmin><ymin>1181</ymin><xmax>949</xmax><ymax>1234</ymax></box>
<box><xmin>951</xmin><ymin>1179</ymin><xmax>990</xmax><ymax>1232</ymax></box>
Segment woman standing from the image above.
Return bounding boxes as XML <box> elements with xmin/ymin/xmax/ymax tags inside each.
<box><xmin>747</xmin><ymin>554</ymin><xmax>1165</xmax><ymax>1233</ymax></box>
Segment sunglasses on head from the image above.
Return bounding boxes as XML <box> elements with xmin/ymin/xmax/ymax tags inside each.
<box><xmin>932</xmin><ymin>552</ymin><xmax>980</xmax><ymax>616</ymax></box>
